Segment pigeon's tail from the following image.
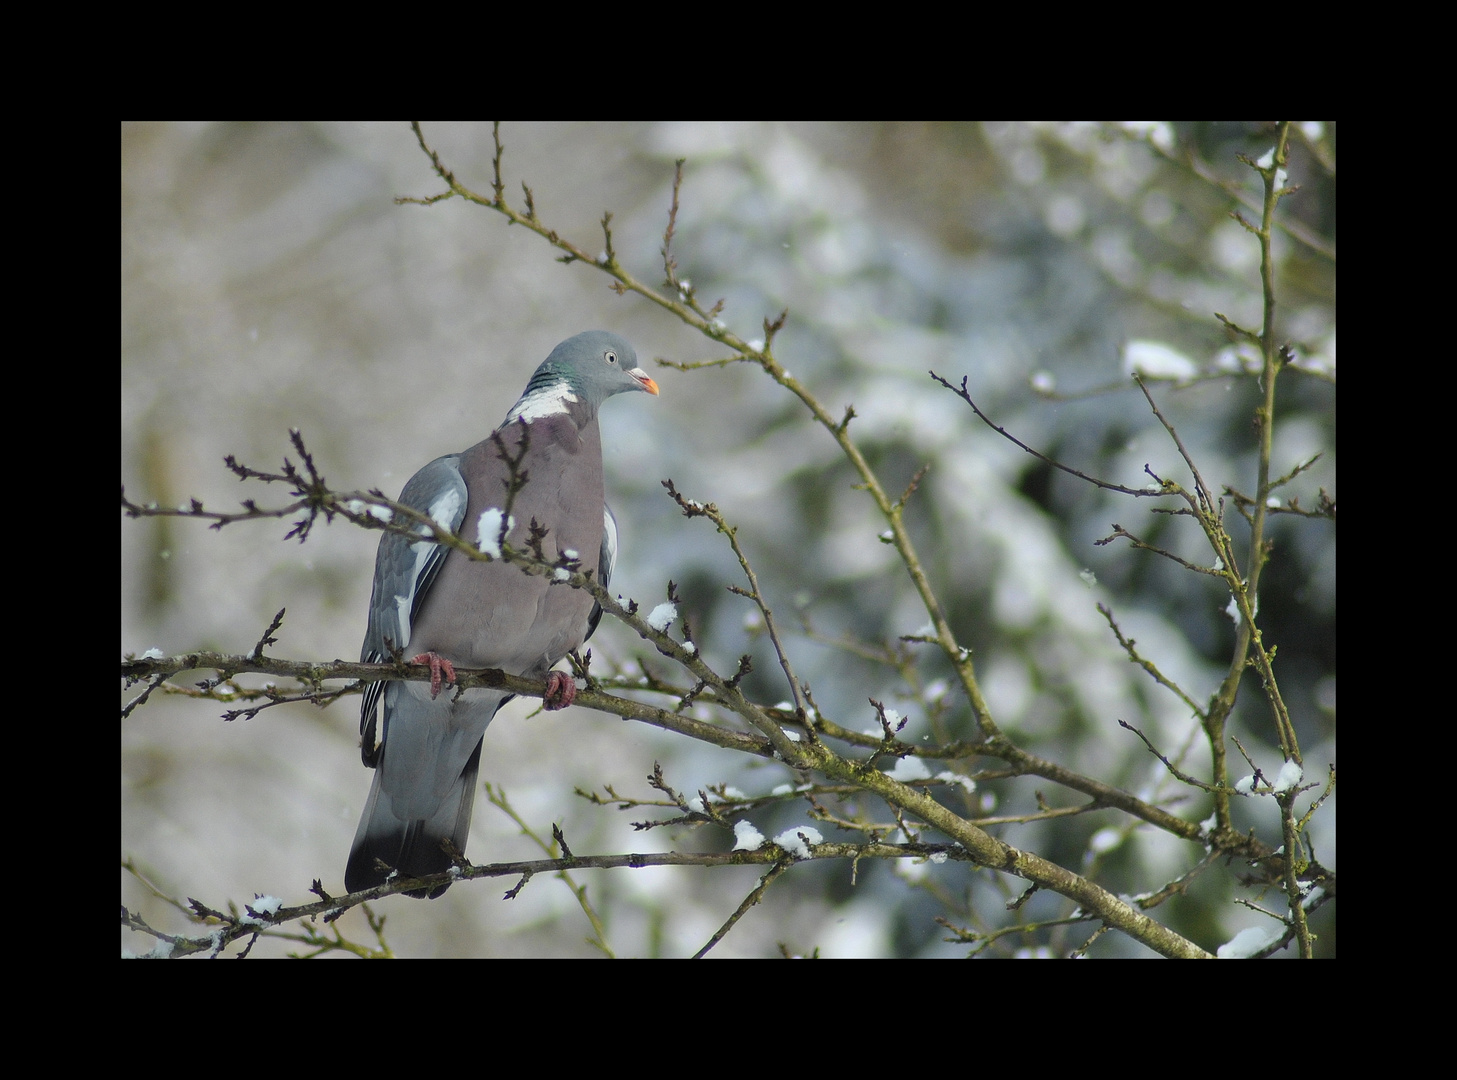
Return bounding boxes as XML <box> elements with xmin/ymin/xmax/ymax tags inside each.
<box><xmin>345</xmin><ymin>739</ymin><xmax>483</xmax><ymax>899</ymax></box>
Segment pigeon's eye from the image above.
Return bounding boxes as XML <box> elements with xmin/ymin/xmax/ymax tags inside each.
<box><xmin>604</xmin><ymin>350</ymin><xmax>618</xmax><ymax>365</ymax></box>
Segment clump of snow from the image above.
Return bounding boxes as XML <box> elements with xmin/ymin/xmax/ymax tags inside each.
<box><xmin>888</xmin><ymin>756</ymin><xmax>930</xmax><ymax>782</ymax></box>
<box><xmin>773</xmin><ymin>826</ymin><xmax>823</xmax><ymax>859</ymax></box>
<box><xmin>241</xmin><ymin>895</ymin><xmax>284</xmax><ymax>926</ymax></box>
<box><xmin>1124</xmin><ymin>339</ymin><xmax>1198</xmax><ymax>381</ymax></box>
<box><xmin>1272</xmin><ymin>760</ymin><xmax>1304</xmax><ymax>794</ymax></box>
<box><xmin>646</xmin><ymin>602</ymin><xmax>678</xmax><ymax>631</ymax></box>
<box><xmin>1217</xmin><ymin>924</ymin><xmax>1283</xmax><ymax>959</ymax></box>
<box><xmin>347</xmin><ymin>499</ymin><xmax>394</xmax><ymax>522</ymax></box>
<box><xmin>935</xmin><ymin>771</ymin><xmax>976</xmax><ymax>793</ymax></box>
<box><xmin>476</xmin><ymin>508</ymin><xmax>515</xmax><ymax>558</ymax></box>
<box><xmin>732</xmin><ymin>821</ymin><xmax>766</xmax><ymax>851</ymax></box>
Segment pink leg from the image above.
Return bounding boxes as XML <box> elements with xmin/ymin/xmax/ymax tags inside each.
<box><xmin>410</xmin><ymin>652</ymin><xmax>457</xmax><ymax>700</ymax></box>
<box><xmin>542</xmin><ymin>671</ymin><xmax>576</xmax><ymax>710</ymax></box>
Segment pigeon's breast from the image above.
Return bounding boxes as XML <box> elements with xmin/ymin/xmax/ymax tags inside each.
<box><xmin>406</xmin><ymin>414</ymin><xmax>605</xmax><ymax>675</ymax></box>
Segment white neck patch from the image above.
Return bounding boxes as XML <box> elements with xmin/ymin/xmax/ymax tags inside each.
<box><xmin>506</xmin><ymin>380</ymin><xmax>578</xmax><ymax>424</ymax></box>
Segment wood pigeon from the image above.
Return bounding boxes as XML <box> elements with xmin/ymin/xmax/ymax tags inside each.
<box><xmin>345</xmin><ymin>331</ymin><xmax>658</xmax><ymax>897</ymax></box>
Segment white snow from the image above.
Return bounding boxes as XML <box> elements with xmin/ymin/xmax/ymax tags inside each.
<box><xmin>646</xmin><ymin>602</ymin><xmax>678</xmax><ymax>631</ymax></box>
<box><xmin>1272</xmin><ymin>760</ymin><xmax>1304</xmax><ymax>794</ymax></box>
<box><xmin>732</xmin><ymin>821</ymin><xmax>766</xmax><ymax>851</ymax></box>
<box><xmin>773</xmin><ymin>825</ymin><xmax>823</xmax><ymax>859</ymax></box>
<box><xmin>476</xmin><ymin>508</ymin><xmax>515</xmax><ymax>558</ymax></box>
<box><xmin>1124</xmin><ymin>339</ymin><xmax>1198</xmax><ymax>381</ymax></box>
<box><xmin>888</xmin><ymin>756</ymin><xmax>930</xmax><ymax>782</ymax></box>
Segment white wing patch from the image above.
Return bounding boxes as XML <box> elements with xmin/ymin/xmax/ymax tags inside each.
<box><xmin>427</xmin><ymin>488</ymin><xmax>463</xmax><ymax>530</ymax></box>
<box><xmin>506</xmin><ymin>380</ymin><xmax>578</xmax><ymax>423</ymax></box>
<box><xmin>394</xmin><ymin>588</ymin><xmax>414</xmax><ymax>647</ymax></box>
<box><xmin>601</xmin><ymin>507</ymin><xmax>619</xmax><ymax>582</ymax></box>
<box><xmin>387</xmin><ymin>486</ymin><xmax>465</xmax><ymax>646</ymax></box>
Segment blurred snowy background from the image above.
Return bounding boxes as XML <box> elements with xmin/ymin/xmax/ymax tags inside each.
<box><xmin>121</xmin><ymin>122</ymin><xmax>1335</xmax><ymax>957</ymax></box>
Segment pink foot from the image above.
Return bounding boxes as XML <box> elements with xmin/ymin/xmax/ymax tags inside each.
<box><xmin>543</xmin><ymin>670</ymin><xmax>577</xmax><ymax>710</ymax></box>
<box><xmin>411</xmin><ymin>652</ymin><xmax>457</xmax><ymax>699</ymax></box>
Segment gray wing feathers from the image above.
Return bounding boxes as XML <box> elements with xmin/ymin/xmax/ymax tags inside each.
<box><xmin>586</xmin><ymin>504</ymin><xmax>618</xmax><ymax>642</ymax></box>
<box><xmin>348</xmin><ymin>453</ymin><xmax>484</xmax><ymax>897</ymax></box>
<box><xmin>358</xmin><ymin>455</ymin><xmax>466</xmax><ymax>767</ymax></box>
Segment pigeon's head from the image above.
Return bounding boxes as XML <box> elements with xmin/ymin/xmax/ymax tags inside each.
<box><xmin>539</xmin><ymin>331</ymin><xmax>659</xmax><ymax>407</ymax></box>
<box><xmin>506</xmin><ymin>331</ymin><xmax>658</xmax><ymax>425</ymax></box>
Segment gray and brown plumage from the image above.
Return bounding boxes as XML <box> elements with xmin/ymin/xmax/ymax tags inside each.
<box><xmin>346</xmin><ymin>332</ymin><xmax>658</xmax><ymax>897</ymax></box>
